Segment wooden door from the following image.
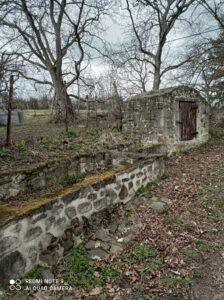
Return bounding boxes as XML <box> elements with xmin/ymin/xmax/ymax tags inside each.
<box><xmin>179</xmin><ymin>101</ymin><xmax>197</xmax><ymax>141</ymax></box>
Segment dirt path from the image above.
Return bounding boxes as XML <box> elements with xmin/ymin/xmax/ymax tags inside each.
<box><xmin>191</xmin><ymin>251</ymin><xmax>224</xmax><ymax>300</ymax></box>
<box><xmin>131</xmin><ymin>142</ymin><xmax>224</xmax><ymax>300</ymax></box>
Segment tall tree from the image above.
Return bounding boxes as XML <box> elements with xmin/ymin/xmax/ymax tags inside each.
<box><xmin>125</xmin><ymin>0</ymin><xmax>196</xmax><ymax>90</ymax></box>
<box><xmin>0</xmin><ymin>0</ymin><xmax>109</xmax><ymax>121</ymax></box>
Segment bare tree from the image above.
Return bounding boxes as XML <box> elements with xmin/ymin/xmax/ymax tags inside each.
<box><xmin>0</xmin><ymin>0</ymin><xmax>109</xmax><ymax>122</ymax></box>
<box><xmin>125</xmin><ymin>0</ymin><xmax>196</xmax><ymax>90</ymax></box>
<box><xmin>114</xmin><ymin>49</ymin><xmax>153</xmax><ymax>95</ymax></box>
<box><xmin>199</xmin><ymin>0</ymin><xmax>224</xmax><ymax>29</ymax></box>
<box><xmin>171</xmin><ymin>1</ymin><xmax>224</xmax><ymax>105</ymax></box>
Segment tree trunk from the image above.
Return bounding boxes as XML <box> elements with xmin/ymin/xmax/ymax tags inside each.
<box><xmin>153</xmin><ymin>47</ymin><xmax>162</xmax><ymax>90</ymax></box>
<box><xmin>152</xmin><ymin>63</ymin><xmax>161</xmax><ymax>90</ymax></box>
<box><xmin>53</xmin><ymin>80</ymin><xmax>75</xmax><ymax>124</ymax></box>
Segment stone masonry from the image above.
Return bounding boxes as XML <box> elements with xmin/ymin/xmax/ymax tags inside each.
<box><xmin>0</xmin><ymin>152</ymin><xmax>112</xmax><ymax>201</ymax></box>
<box><xmin>0</xmin><ymin>155</ymin><xmax>164</xmax><ymax>287</ymax></box>
<box><xmin>123</xmin><ymin>86</ymin><xmax>209</xmax><ymax>154</ymax></box>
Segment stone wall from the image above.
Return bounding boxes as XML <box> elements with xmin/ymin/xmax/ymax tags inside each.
<box><xmin>0</xmin><ymin>155</ymin><xmax>164</xmax><ymax>287</ymax></box>
<box><xmin>123</xmin><ymin>86</ymin><xmax>209</xmax><ymax>154</ymax></box>
<box><xmin>0</xmin><ymin>152</ymin><xmax>112</xmax><ymax>201</ymax></box>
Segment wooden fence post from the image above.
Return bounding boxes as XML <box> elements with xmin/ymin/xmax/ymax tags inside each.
<box><xmin>6</xmin><ymin>75</ymin><xmax>14</xmax><ymax>146</ymax></box>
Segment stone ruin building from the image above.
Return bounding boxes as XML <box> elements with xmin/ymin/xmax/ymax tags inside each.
<box><xmin>123</xmin><ymin>86</ymin><xmax>210</xmax><ymax>154</ymax></box>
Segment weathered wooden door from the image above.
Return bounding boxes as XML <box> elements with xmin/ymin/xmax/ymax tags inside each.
<box><xmin>179</xmin><ymin>101</ymin><xmax>197</xmax><ymax>141</ymax></box>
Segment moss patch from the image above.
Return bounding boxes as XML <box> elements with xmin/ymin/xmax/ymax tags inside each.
<box><xmin>0</xmin><ymin>165</ymin><xmax>126</xmax><ymax>226</ymax></box>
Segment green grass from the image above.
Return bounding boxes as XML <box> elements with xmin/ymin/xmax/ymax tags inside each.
<box><xmin>23</xmin><ymin>265</ymin><xmax>43</xmax><ymax>280</ymax></box>
<box><xmin>0</xmin><ymin>147</ymin><xmax>11</xmax><ymax>158</ymax></box>
<box><xmin>184</xmin><ymin>248</ymin><xmax>200</xmax><ymax>259</ymax></box>
<box><xmin>19</xmin><ymin>151</ymin><xmax>34</xmax><ymax>160</ymax></box>
<box><xmin>100</xmin><ymin>265</ymin><xmax>122</xmax><ymax>282</ymax></box>
<box><xmin>65</xmin><ymin>244</ymin><xmax>122</xmax><ymax>290</ymax></box>
<box><xmin>133</xmin><ymin>244</ymin><xmax>158</xmax><ymax>261</ymax></box>
<box><xmin>121</xmin><ymin>243</ymin><xmax>163</xmax><ymax>275</ymax></box>
<box><xmin>65</xmin><ymin>244</ymin><xmax>100</xmax><ymax>289</ymax></box>
<box><xmin>161</xmin><ymin>274</ymin><xmax>192</xmax><ymax>288</ymax></box>
<box><xmin>68</xmin><ymin>141</ymin><xmax>89</xmax><ymax>154</ymax></box>
<box><xmin>63</xmin><ymin>175</ymin><xmax>83</xmax><ymax>186</ymax></box>
<box><xmin>195</xmin><ymin>239</ymin><xmax>218</xmax><ymax>252</ymax></box>
<box><xmin>15</xmin><ymin>139</ymin><xmax>27</xmax><ymax>148</ymax></box>
<box><xmin>64</xmin><ymin>130</ymin><xmax>77</xmax><ymax>138</ymax></box>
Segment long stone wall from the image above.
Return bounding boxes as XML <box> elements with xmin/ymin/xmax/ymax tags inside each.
<box><xmin>0</xmin><ymin>152</ymin><xmax>112</xmax><ymax>201</ymax></box>
<box><xmin>0</xmin><ymin>155</ymin><xmax>164</xmax><ymax>288</ymax></box>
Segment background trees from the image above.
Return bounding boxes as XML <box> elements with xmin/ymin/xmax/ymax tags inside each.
<box><xmin>0</xmin><ymin>0</ymin><xmax>223</xmax><ymax>113</ymax></box>
<box><xmin>124</xmin><ymin>0</ymin><xmax>196</xmax><ymax>90</ymax></box>
<box><xmin>0</xmin><ymin>0</ymin><xmax>109</xmax><ymax>121</ymax></box>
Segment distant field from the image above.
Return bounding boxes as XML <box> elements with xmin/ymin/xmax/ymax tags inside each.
<box><xmin>23</xmin><ymin>109</ymin><xmax>52</xmax><ymax>118</ymax></box>
<box><xmin>0</xmin><ymin>109</ymin><xmax>108</xmax><ymax>146</ymax></box>
<box><xmin>0</xmin><ymin>110</ymin><xmax>68</xmax><ymax>145</ymax></box>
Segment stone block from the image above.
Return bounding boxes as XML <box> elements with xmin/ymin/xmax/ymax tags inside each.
<box><xmin>61</xmin><ymin>190</ymin><xmax>80</xmax><ymax>203</ymax></box>
<box><xmin>25</xmin><ymin>227</ymin><xmax>42</xmax><ymax>242</ymax></box>
<box><xmin>122</xmin><ymin>177</ymin><xmax>129</xmax><ymax>182</ymax></box>
<box><xmin>0</xmin><ymin>236</ymin><xmax>20</xmax><ymax>255</ymax></box>
<box><xmin>0</xmin><ymin>251</ymin><xmax>26</xmax><ymax>288</ymax></box>
<box><xmin>45</xmin><ymin>216</ymin><xmax>56</xmax><ymax>230</ymax></box>
<box><xmin>52</xmin><ymin>202</ymin><xmax>64</xmax><ymax>214</ymax></box>
<box><xmin>136</xmin><ymin>172</ymin><xmax>143</xmax><ymax>178</ymax></box>
<box><xmin>54</xmin><ymin>217</ymin><xmax>67</xmax><ymax>227</ymax></box>
<box><xmin>128</xmin><ymin>181</ymin><xmax>133</xmax><ymax>190</ymax></box>
<box><xmin>88</xmin><ymin>248</ymin><xmax>108</xmax><ymax>260</ymax></box>
<box><xmin>27</xmin><ymin>247</ymin><xmax>38</xmax><ymax>263</ymax></box>
<box><xmin>31</xmin><ymin>213</ymin><xmax>48</xmax><ymax>224</ymax></box>
<box><xmin>11</xmin><ymin>223</ymin><xmax>22</xmax><ymax>234</ymax></box>
<box><xmin>94</xmin><ymin>198</ymin><xmax>107</xmax><ymax>211</ymax></box>
<box><xmin>119</xmin><ymin>185</ymin><xmax>128</xmax><ymax>200</ymax></box>
<box><xmin>77</xmin><ymin>201</ymin><xmax>92</xmax><ymax>214</ymax></box>
<box><xmin>65</xmin><ymin>206</ymin><xmax>77</xmax><ymax>219</ymax></box>
<box><xmin>30</xmin><ymin>176</ymin><xmax>46</xmax><ymax>190</ymax></box>
<box><xmin>106</xmin><ymin>189</ymin><xmax>117</xmax><ymax>203</ymax></box>
<box><xmin>88</xmin><ymin>193</ymin><xmax>98</xmax><ymax>201</ymax></box>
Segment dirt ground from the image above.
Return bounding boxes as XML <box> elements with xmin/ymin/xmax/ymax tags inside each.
<box><xmin>146</xmin><ymin>142</ymin><xmax>224</xmax><ymax>300</ymax></box>
<box><xmin>110</xmin><ymin>140</ymin><xmax>224</xmax><ymax>300</ymax></box>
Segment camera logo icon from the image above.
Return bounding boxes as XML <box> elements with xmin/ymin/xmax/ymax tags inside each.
<box><xmin>9</xmin><ymin>279</ymin><xmax>21</xmax><ymax>291</ymax></box>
